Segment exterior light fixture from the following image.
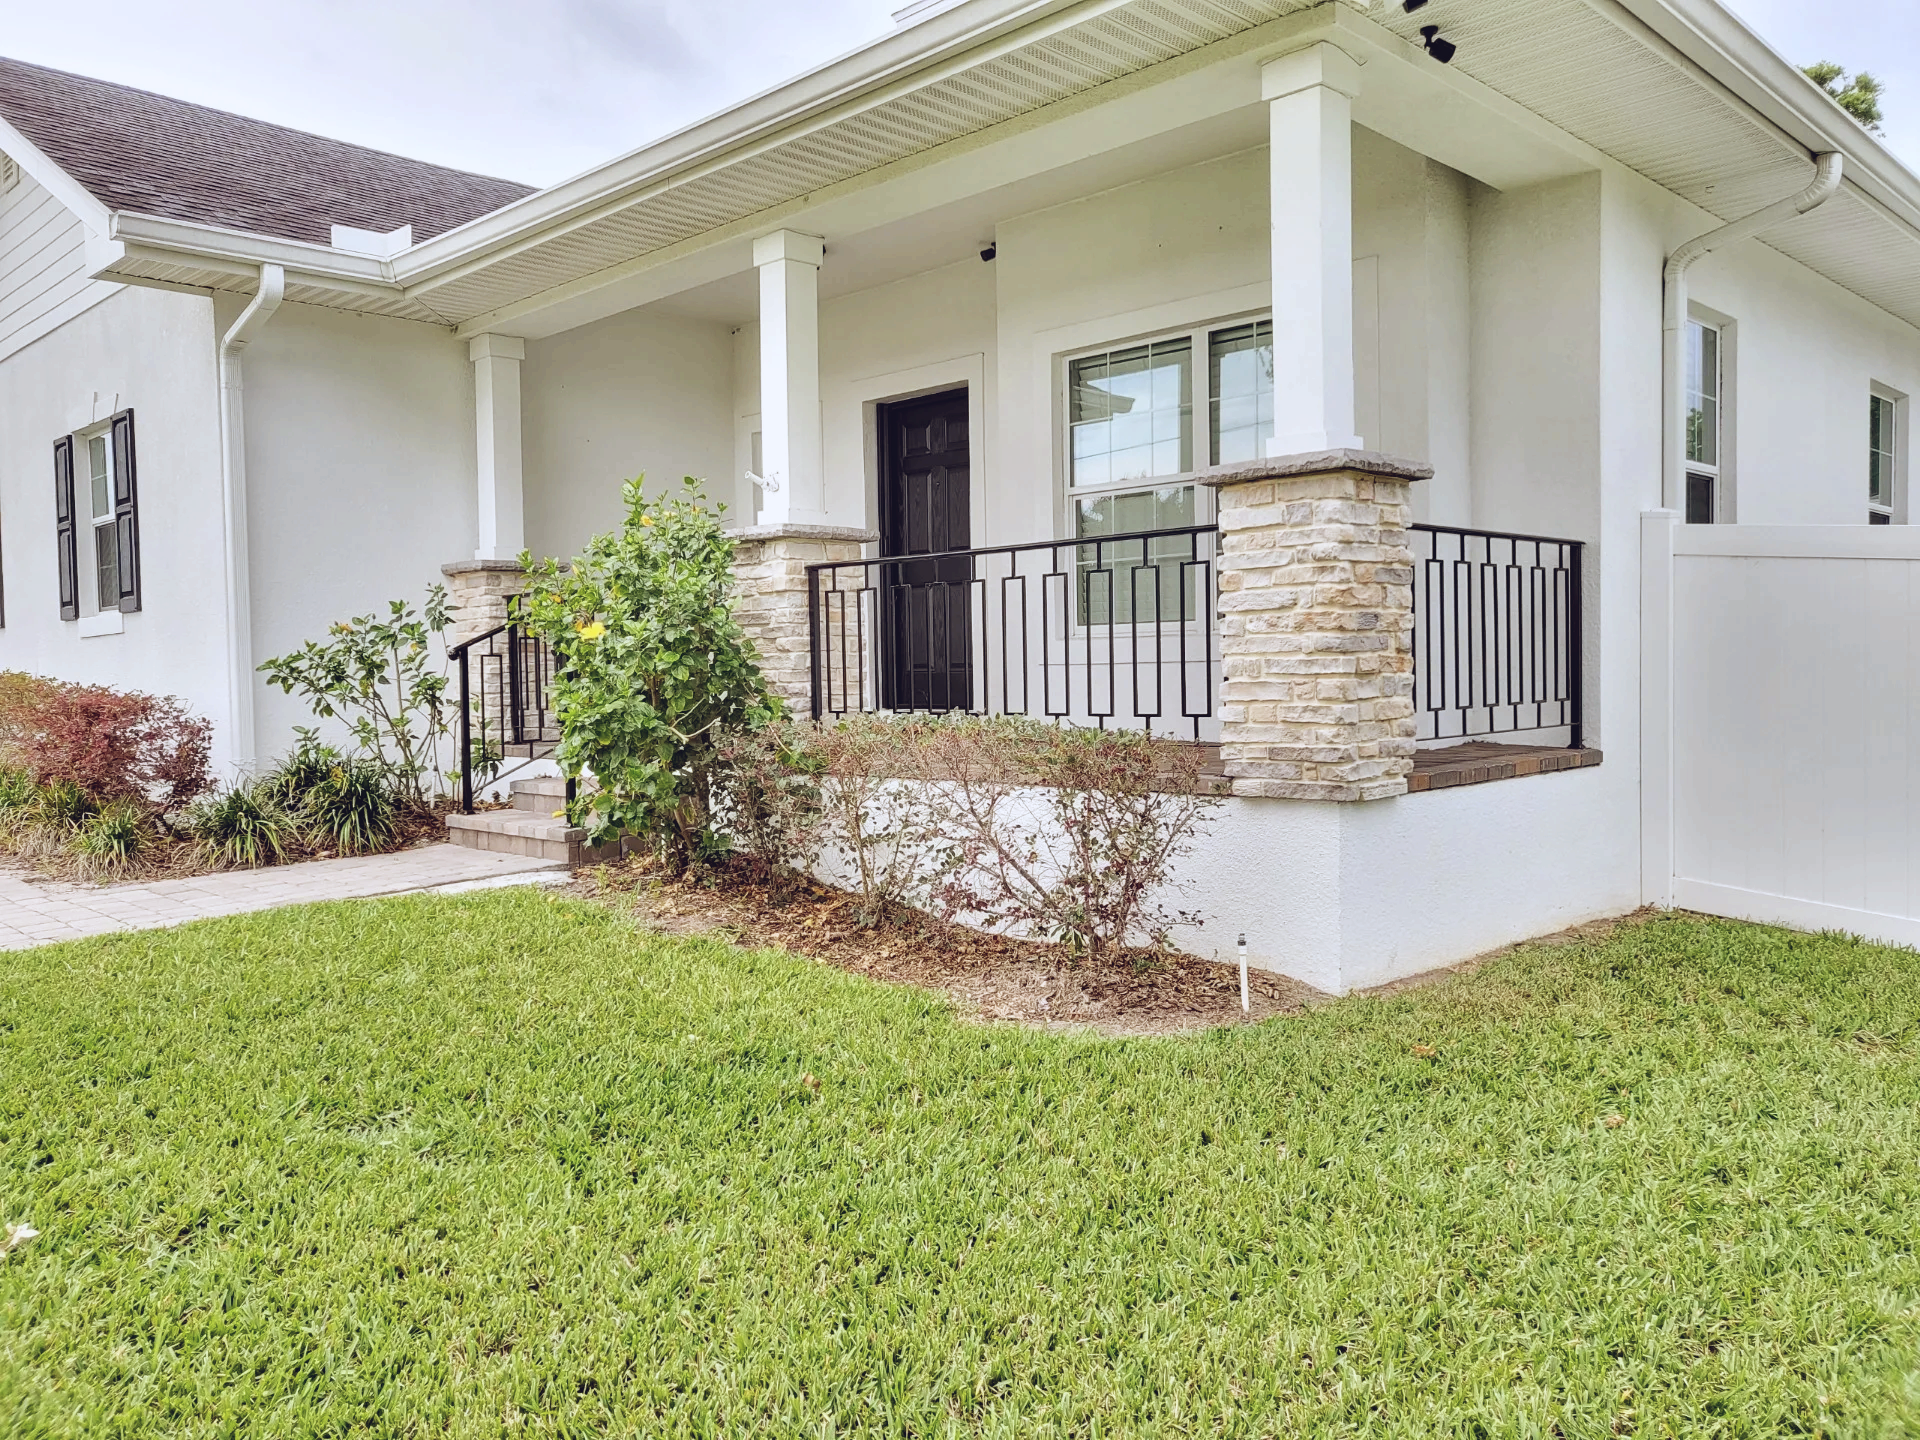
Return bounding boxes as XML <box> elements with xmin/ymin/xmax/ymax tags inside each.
<box><xmin>1420</xmin><ymin>24</ymin><xmax>1457</xmax><ymax>63</ymax></box>
<box><xmin>1402</xmin><ymin>0</ymin><xmax>1428</xmax><ymax>11</ymax></box>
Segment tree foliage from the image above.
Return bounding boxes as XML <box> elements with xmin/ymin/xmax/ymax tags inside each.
<box><xmin>1803</xmin><ymin>61</ymin><xmax>1884</xmax><ymax>133</ymax></box>
<box><xmin>519</xmin><ymin>476</ymin><xmax>779</xmax><ymax>869</ymax></box>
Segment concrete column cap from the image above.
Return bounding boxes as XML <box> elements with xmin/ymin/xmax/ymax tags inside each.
<box><xmin>726</xmin><ymin>523</ymin><xmax>877</xmax><ymax>543</ymax></box>
<box><xmin>441</xmin><ymin>558</ymin><xmax>528</xmax><ymax>577</ymax></box>
<box><xmin>1198</xmin><ymin>449</ymin><xmax>1433</xmax><ymax>487</ymax></box>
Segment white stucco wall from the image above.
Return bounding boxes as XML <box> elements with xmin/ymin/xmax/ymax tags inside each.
<box><xmin>1679</xmin><ymin>212</ymin><xmax>1920</xmax><ymax>525</ymax></box>
<box><xmin>237</xmin><ymin>299</ymin><xmax>476</xmax><ymax>766</ymax></box>
<box><xmin>1468</xmin><ymin>172</ymin><xmax>1604</xmax><ymax>547</ymax></box>
<box><xmin>1171</xmin><ymin>768</ymin><xmax>1629</xmax><ymax>993</ymax></box>
<box><xmin>521</xmin><ymin>306</ymin><xmax>735</xmax><ymax>560</ymax></box>
<box><xmin>0</xmin><ymin>283</ymin><xmax>232</xmax><ymax>762</ymax></box>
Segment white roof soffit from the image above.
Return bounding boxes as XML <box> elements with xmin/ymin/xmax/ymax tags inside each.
<box><xmin>81</xmin><ymin>0</ymin><xmax>1920</xmax><ymax>332</ymax></box>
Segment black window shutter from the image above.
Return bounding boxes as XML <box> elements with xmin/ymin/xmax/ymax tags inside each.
<box><xmin>110</xmin><ymin>409</ymin><xmax>140</xmax><ymax>613</ymax></box>
<box><xmin>53</xmin><ymin>435</ymin><xmax>76</xmax><ymax>621</ymax></box>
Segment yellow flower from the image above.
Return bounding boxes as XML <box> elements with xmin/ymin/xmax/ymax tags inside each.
<box><xmin>576</xmin><ymin>620</ymin><xmax>607</xmax><ymax>641</ymax></box>
<box><xmin>640</xmin><ymin>515</ymin><xmax>655</xmax><ymax>527</ymax></box>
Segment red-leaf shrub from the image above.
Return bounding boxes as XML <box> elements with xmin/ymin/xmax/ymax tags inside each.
<box><xmin>0</xmin><ymin>672</ymin><xmax>213</xmax><ymax>812</ymax></box>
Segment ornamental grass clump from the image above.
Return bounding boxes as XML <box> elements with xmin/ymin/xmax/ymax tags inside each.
<box><xmin>72</xmin><ymin>802</ymin><xmax>152</xmax><ymax>879</ymax></box>
<box><xmin>298</xmin><ymin>758</ymin><xmax>398</xmax><ymax>856</ymax></box>
<box><xmin>188</xmin><ymin>785</ymin><xmax>294</xmax><ymax>870</ymax></box>
<box><xmin>261</xmin><ymin>732</ymin><xmax>349</xmax><ymax>813</ymax></box>
<box><xmin>520</xmin><ymin>475</ymin><xmax>779</xmax><ymax>872</ymax></box>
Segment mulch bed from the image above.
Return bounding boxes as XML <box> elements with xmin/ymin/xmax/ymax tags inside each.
<box><xmin>570</xmin><ymin>858</ymin><xmax>1325</xmax><ymax>1037</ymax></box>
<box><xmin>0</xmin><ymin>799</ymin><xmax>456</xmax><ymax>886</ymax></box>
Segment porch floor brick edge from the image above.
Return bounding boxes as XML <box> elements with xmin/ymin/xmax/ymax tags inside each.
<box><xmin>1407</xmin><ymin>743</ymin><xmax>1604</xmax><ymax>793</ymax></box>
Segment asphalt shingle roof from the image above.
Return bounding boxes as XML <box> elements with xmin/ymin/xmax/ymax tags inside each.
<box><xmin>0</xmin><ymin>55</ymin><xmax>536</xmax><ymax>246</ymax></box>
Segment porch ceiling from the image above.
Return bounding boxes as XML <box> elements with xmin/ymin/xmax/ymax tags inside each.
<box><xmin>92</xmin><ymin>0</ymin><xmax>1920</xmax><ymax>334</ymax></box>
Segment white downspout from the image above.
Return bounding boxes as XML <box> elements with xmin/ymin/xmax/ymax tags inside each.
<box><xmin>1663</xmin><ymin>152</ymin><xmax>1842</xmax><ymax>512</ymax></box>
<box><xmin>217</xmin><ymin>263</ymin><xmax>284</xmax><ymax>774</ymax></box>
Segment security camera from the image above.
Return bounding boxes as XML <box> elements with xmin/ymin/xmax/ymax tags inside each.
<box><xmin>1420</xmin><ymin>24</ymin><xmax>1456</xmax><ymax>63</ymax></box>
<box><xmin>980</xmin><ymin>243</ymin><xmax>997</xmax><ymax>262</ymax></box>
<box><xmin>1402</xmin><ymin>0</ymin><xmax>1428</xmax><ymax>10</ymax></box>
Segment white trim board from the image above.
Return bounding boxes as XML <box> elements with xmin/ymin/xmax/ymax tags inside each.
<box><xmin>828</xmin><ymin>351</ymin><xmax>988</xmax><ymax>547</ymax></box>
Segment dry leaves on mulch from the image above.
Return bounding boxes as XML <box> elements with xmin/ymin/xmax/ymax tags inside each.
<box><xmin>570</xmin><ymin>858</ymin><xmax>1324</xmax><ymax>1037</ymax></box>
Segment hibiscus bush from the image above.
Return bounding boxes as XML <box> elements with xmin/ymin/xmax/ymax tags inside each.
<box><xmin>519</xmin><ymin>475</ymin><xmax>779</xmax><ymax>871</ymax></box>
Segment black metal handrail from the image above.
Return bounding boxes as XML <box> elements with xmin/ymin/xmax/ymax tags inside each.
<box><xmin>806</xmin><ymin>523</ymin><xmax>1220</xmax><ymax>738</ymax></box>
<box><xmin>1409</xmin><ymin>522</ymin><xmax>1584</xmax><ymax>748</ymax></box>
<box><xmin>450</xmin><ymin>618</ymin><xmax>563</xmax><ymax>813</ymax></box>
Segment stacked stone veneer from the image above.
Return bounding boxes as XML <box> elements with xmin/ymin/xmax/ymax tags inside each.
<box><xmin>441</xmin><ymin>559</ymin><xmax>530</xmax><ymax>649</ymax></box>
<box><xmin>728</xmin><ymin>524</ymin><xmax>876</xmax><ymax>712</ymax></box>
<box><xmin>1205</xmin><ymin>450</ymin><xmax>1431</xmax><ymax>802</ymax></box>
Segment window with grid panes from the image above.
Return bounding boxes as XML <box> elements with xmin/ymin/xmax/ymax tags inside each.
<box><xmin>86</xmin><ymin>431</ymin><xmax>119</xmax><ymax>610</ymax></box>
<box><xmin>1067</xmin><ymin>319</ymin><xmax>1272</xmax><ymax>624</ymax></box>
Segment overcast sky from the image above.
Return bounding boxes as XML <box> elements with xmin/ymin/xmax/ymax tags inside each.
<box><xmin>1</xmin><ymin>0</ymin><xmax>1913</xmax><ymax>187</ymax></box>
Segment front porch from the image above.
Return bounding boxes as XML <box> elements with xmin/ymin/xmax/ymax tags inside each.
<box><xmin>429</xmin><ymin>8</ymin><xmax>1624</xmax><ymax>990</ymax></box>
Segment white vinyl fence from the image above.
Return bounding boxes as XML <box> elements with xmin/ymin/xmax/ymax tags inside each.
<box><xmin>1644</xmin><ymin>512</ymin><xmax>1920</xmax><ymax>947</ymax></box>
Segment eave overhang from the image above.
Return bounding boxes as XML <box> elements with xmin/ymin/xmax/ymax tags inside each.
<box><xmin>49</xmin><ymin>0</ymin><xmax>1920</xmax><ymax>335</ymax></box>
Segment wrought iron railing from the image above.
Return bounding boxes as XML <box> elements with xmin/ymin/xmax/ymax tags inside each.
<box><xmin>806</xmin><ymin>524</ymin><xmax>1220</xmax><ymax>738</ymax></box>
<box><xmin>450</xmin><ymin>619</ymin><xmax>563</xmax><ymax>813</ymax></box>
<box><xmin>1410</xmin><ymin>523</ymin><xmax>1584</xmax><ymax>748</ymax></box>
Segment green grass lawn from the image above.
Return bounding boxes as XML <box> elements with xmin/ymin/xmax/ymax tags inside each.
<box><xmin>2</xmin><ymin>893</ymin><xmax>1918</xmax><ymax>1437</ymax></box>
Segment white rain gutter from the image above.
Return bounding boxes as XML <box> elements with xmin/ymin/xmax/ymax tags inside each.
<box><xmin>217</xmin><ymin>262</ymin><xmax>284</xmax><ymax>773</ymax></box>
<box><xmin>1662</xmin><ymin>151</ymin><xmax>1842</xmax><ymax>511</ymax></box>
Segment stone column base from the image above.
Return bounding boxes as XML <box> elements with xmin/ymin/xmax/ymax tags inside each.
<box><xmin>1203</xmin><ymin>449</ymin><xmax>1430</xmax><ymax>802</ymax></box>
<box><xmin>727</xmin><ymin>524</ymin><xmax>876</xmax><ymax>713</ymax></box>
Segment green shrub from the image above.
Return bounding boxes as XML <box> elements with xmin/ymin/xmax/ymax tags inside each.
<box><xmin>0</xmin><ymin>671</ymin><xmax>211</xmax><ymax>813</ymax></box>
<box><xmin>300</xmin><ymin>760</ymin><xmax>397</xmax><ymax>856</ymax></box>
<box><xmin>519</xmin><ymin>476</ymin><xmax>778</xmax><ymax>870</ymax></box>
<box><xmin>258</xmin><ymin>591</ymin><xmax>452</xmax><ymax>805</ymax></box>
<box><xmin>72</xmin><ymin>802</ymin><xmax>152</xmax><ymax>878</ymax></box>
<box><xmin>189</xmin><ymin>786</ymin><xmax>293</xmax><ymax>869</ymax></box>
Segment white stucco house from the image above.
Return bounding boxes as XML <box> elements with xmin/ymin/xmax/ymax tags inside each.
<box><xmin>2</xmin><ymin>0</ymin><xmax>1919</xmax><ymax>991</ymax></box>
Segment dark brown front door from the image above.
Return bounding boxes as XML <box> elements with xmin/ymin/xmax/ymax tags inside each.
<box><xmin>878</xmin><ymin>388</ymin><xmax>972</xmax><ymax>711</ymax></box>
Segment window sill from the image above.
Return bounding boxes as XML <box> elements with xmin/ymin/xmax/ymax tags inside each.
<box><xmin>78</xmin><ymin>610</ymin><xmax>125</xmax><ymax>638</ymax></box>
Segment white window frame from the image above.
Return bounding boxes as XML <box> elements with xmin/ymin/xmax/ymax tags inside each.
<box><xmin>1869</xmin><ymin>384</ymin><xmax>1906</xmax><ymax>525</ymax></box>
<box><xmin>1683</xmin><ymin>315</ymin><xmax>1725</xmax><ymax>524</ymax></box>
<box><xmin>1057</xmin><ymin>309</ymin><xmax>1275</xmax><ymax>531</ymax></box>
<box><xmin>1055</xmin><ymin>310</ymin><xmax>1271</xmax><ymax>631</ymax></box>
<box><xmin>77</xmin><ymin>422</ymin><xmax>119</xmax><ymax>620</ymax></box>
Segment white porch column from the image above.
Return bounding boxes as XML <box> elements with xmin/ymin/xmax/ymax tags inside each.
<box><xmin>1262</xmin><ymin>43</ymin><xmax>1363</xmax><ymax>456</ymax></box>
<box><xmin>470</xmin><ymin>333</ymin><xmax>526</xmax><ymax>560</ymax></box>
<box><xmin>752</xmin><ymin>230</ymin><xmax>827</xmax><ymax>526</ymax></box>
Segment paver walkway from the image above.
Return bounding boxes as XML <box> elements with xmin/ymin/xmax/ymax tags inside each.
<box><xmin>0</xmin><ymin>844</ymin><xmax>565</xmax><ymax>951</ymax></box>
